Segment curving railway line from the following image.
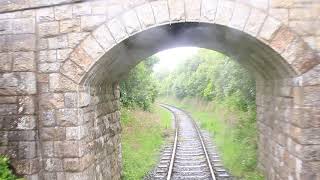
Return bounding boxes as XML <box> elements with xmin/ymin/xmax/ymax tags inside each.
<box><xmin>150</xmin><ymin>104</ymin><xmax>232</xmax><ymax>180</ymax></box>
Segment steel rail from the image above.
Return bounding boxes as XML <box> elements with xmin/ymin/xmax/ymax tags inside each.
<box><xmin>162</xmin><ymin>104</ymin><xmax>217</xmax><ymax>180</ymax></box>
<box><xmin>191</xmin><ymin>114</ymin><xmax>217</xmax><ymax>180</ymax></box>
<box><xmin>159</xmin><ymin>104</ymin><xmax>178</xmax><ymax>180</ymax></box>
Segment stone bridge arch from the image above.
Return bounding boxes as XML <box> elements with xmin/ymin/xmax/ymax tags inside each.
<box><xmin>0</xmin><ymin>0</ymin><xmax>319</xmax><ymax>180</ymax></box>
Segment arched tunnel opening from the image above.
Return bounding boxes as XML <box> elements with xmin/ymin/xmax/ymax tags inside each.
<box><xmin>77</xmin><ymin>22</ymin><xmax>299</xmax><ymax>179</ymax></box>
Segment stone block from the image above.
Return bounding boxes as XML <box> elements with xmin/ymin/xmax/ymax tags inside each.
<box><xmin>201</xmin><ymin>0</ymin><xmax>218</xmax><ymax>21</ymax></box>
<box><xmin>0</xmin><ymin>52</ymin><xmax>12</xmax><ymax>71</ymax></box>
<box><xmin>8</xmin><ymin>130</ymin><xmax>36</xmax><ymax>141</ymax></box>
<box><xmin>91</xmin><ymin>1</ymin><xmax>108</xmax><ymax>15</ymax></box>
<box><xmin>70</xmin><ymin>47</ymin><xmax>94</xmax><ymax>71</ymax></box>
<box><xmin>135</xmin><ymin>3</ymin><xmax>155</xmax><ymax>28</ymax></box>
<box><xmin>39</xmin><ymin>50</ymin><xmax>57</xmax><ymax>63</ymax></box>
<box><xmin>259</xmin><ymin>16</ymin><xmax>281</xmax><ymax>41</ymax></box>
<box><xmin>39</xmin><ymin>93</ymin><xmax>64</xmax><ymax>110</ymax></box>
<box><xmin>0</xmin><ymin>72</ymin><xmax>36</xmax><ymax>96</ymax></box>
<box><xmin>40</xmin><ymin>110</ymin><xmax>56</xmax><ymax>127</ymax></box>
<box><xmin>301</xmin><ymin>145</ymin><xmax>320</xmax><ymax>161</ymax></box>
<box><xmin>54</xmin><ymin>5</ymin><xmax>73</xmax><ymax>20</ymax></box>
<box><xmin>56</xmin><ymin>109</ymin><xmax>78</xmax><ymax>126</ymax></box>
<box><xmin>16</xmin><ymin>115</ymin><xmax>36</xmax><ymax>130</ymax></box>
<box><xmin>299</xmin><ymin>64</ymin><xmax>320</xmax><ymax>86</ymax></box>
<box><xmin>54</xmin><ymin>141</ymin><xmax>80</xmax><ymax>158</ymax></box>
<box><xmin>11</xmin><ymin>158</ymin><xmax>40</xmax><ymax>175</ymax></box>
<box><xmin>289</xmin><ymin>21</ymin><xmax>318</xmax><ymax>36</ymax></box>
<box><xmin>38</xmin><ymin>21</ymin><xmax>59</xmax><ymax>37</ymax></box>
<box><xmin>40</xmin><ymin>127</ymin><xmax>66</xmax><ymax>141</ymax></box>
<box><xmin>10</xmin><ymin>34</ymin><xmax>36</xmax><ymax>51</ymax></box>
<box><xmin>81</xmin><ymin>35</ymin><xmax>105</xmax><ymax>61</ymax></box>
<box><xmin>302</xmin><ymin>86</ymin><xmax>320</xmax><ymax>106</ymax></box>
<box><xmin>43</xmin><ymin>173</ymin><xmax>57</xmax><ymax>180</ymax></box>
<box><xmin>12</xmin><ymin>51</ymin><xmax>35</xmax><ymax>71</ymax></box>
<box><xmin>271</xmin><ymin>0</ymin><xmax>294</xmax><ymax>8</ymax></box>
<box><xmin>0</xmin><ymin>35</ymin><xmax>9</xmax><ymax>52</ymax></box>
<box><xmin>270</xmin><ymin>8</ymin><xmax>289</xmax><ymax>24</ymax></box>
<box><xmin>61</xmin><ymin>60</ymin><xmax>84</xmax><ymax>83</ymax></box>
<box><xmin>0</xmin><ymin>19</ymin><xmax>12</xmax><ymax>35</ymax></box>
<box><xmin>66</xmin><ymin>126</ymin><xmax>82</xmax><ymax>140</ymax></box>
<box><xmin>81</xmin><ymin>15</ymin><xmax>106</xmax><ymax>31</ymax></box>
<box><xmin>72</xmin><ymin>2</ymin><xmax>92</xmax><ymax>16</ymax></box>
<box><xmin>57</xmin><ymin>49</ymin><xmax>72</xmax><ymax>62</ymax></box>
<box><xmin>291</xmin><ymin>50</ymin><xmax>318</xmax><ymax>74</ymax></box>
<box><xmin>49</xmin><ymin>73</ymin><xmax>77</xmax><ymax>92</ymax></box>
<box><xmin>0</xmin><ymin>102</ymin><xmax>17</xmax><ymax>115</ymax></box>
<box><xmin>270</xmin><ymin>27</ymin><xmax>296</xmax><ymax>54</ymax></box>
<box><xmin>229</xmin><ymin>3</ymin><xmax>251</xmax><ymax>30</ymax></box>
<box><xmin>18</xmin><ymin>141</ymin><xmax>36</xmax><ymax>159</ymax></box>
<box><xmin>42</xmin><ymin>141</ymin><xmax>54</xmax><ymax>158</ymax></box>
<box><xmin>92</xmin><ymin>24</ymin><xmax>115</xmax><ymax>51</ymax></box>
<box><xmin>39</xmin><ymin>62</ymin><xmax>61</xmax><ymax>73</ymax></box>
<box><xmin>0</xmin><ymin>96</ymin><xmax>16</xmax><ymax>104</ymax></box>
<box><xmin>151</xmin><ymin>1</ymin><xmax>170</xmax><ymax>24</ymax></box>
<box><xmin>64</xmin><ymin>92</ymin><xmax>77</xmax><ymax>108</ymax></box>
<box><xmin>18</xmin><ymin>96</ymin><xmax>35</xmax><ymax>114</ymax></box>
<box><xmin>248</xmin><ymin>0</ymin><xmax>269</xmax><ymax>10</ymax></box>
<box><xmin>168</xmin><ymin>0</ymin><xmax>185</xmax><ymax>22</ymax></box>
<box><xmin>79</xmin><ymin>92</ymin><xmax>90</xmax><ymax>107</ymax></box>
<box><xmin>36</xmin><ymin>7</ymin><xmax>54</xmax><ymax>22</ymax></box>
<box><xmin>12</xmin><ymin>18</ymin><xmax>35</xmax><ymax>34</ymax></box>
<box><xmin>215</xmin><ymin>0</ymin><xmax>234</xmax><ymax>25</ymax></box>
<box><xmin>44</xmin><ymin>158</ymin><xmax>63</xmax><ymax>172</ymax></box>
<box><xmin>48</xmin><ymin>35</ymin><xmax>68</xmax><ymax>49</ymax></box>
<box><xmin>289</xmin><ymin>8</ymin><xmax>317</xmax><ymax>20</ymax></box>
<box><xmin>185</xmin><ymin>0</ymin><xmax>201</xmax><ymax>21</ymax></box>
<box><xmin>281</xmin><ymin>38</ymin><xmax>307</xmax><ymax>65</ymax></box>
<box><xmin>107</xmin><ymin>18</ymin><xmax>127</xmax><ymax>42</ymax></box>
<box><xmin>63</xmin><ymin>158</ymin><xmax>82</xmax><ymax>172</ymax></box>
<box><xmin>122</xmin><ymin>10</ymin><xmax>141</xmax><ymax>34</ymax></box>
<box><xmin>59</xmin><ymin>19</ymin><xmax>80</xmax><ymax>33</ymax></box>
<box><xmin>68</xmin><ymin>32</ymin><xmax>89</xmax><ymax>48</ymax></box>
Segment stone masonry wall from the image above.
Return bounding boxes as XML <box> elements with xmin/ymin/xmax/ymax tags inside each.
<box><xmin>0</xmin><ymin>0</ymin><xmax>319</xmax><ymax>180</ymax></box>
<box><xmin>0</xmin><ymin>8</ymin><xmax>39</xmax><ymax>179</ymax></box>
<box><xmin>256</xmin><ymin>77</ymin><xmax>320</xmax><ymax>179</ymax></box>
<box><xmin>39</xmin><ymin>83</ymin><xmax>121</xmax><ymax>179</ymax></box>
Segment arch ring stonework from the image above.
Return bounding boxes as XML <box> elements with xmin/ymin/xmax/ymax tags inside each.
<box><xmin>0</xmin><ymin>0</ymin><xmax>319</xmax><ymax>179</ymax></box>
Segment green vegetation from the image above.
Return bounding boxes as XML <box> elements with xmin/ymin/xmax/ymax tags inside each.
<box><xmin>159</xmin><ymin>97</ymin><xmax>263</xmax><ymax>180</ymax></box>
<box><xmin>120</xmin><ymin>55</ymin><xmax>173</xmax><ymax>179</ymax></box>
<box><xmin>120</xmin><ymin>48</ymin><xmax>263</xmax><ymax>179</ymax></box>
<box><xmin>121</xmin><ymin>105</ymin><xmax>173</xmax><ymax>180</ymax></box>
<box><xmin>156</xmin><ymin>49</ymin><xmax>263</xmax><ymax>179</ymax></box>
<box><xmin>0</xmin><ymin>156</ymin><xmax>19</xmax><ymax>180</ymax></box>
<box><xmin>120</xmin><ymin>56</ymin><xmax>159</xmax><ymax>111</ymax></box>
<box><xmin>156</xmin><ymin>49</ymin><xmax>255</xmax><ymax>110</ymax></box>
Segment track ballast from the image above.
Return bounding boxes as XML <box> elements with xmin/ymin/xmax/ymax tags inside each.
<box><xmin>150</xmin><ymin>104</ymin><xmax>232</xmax><ymax>180</ymax></box>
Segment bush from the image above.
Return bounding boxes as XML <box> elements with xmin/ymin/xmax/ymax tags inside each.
<box><xmin>0</xmin><ymin>156</ymin><xmax>18</xmax><ymax>180</ymax></box>
<box><xmin>120</xmin><ymin>56</ymin><xmax>159</xmax><ymax>111</ymax></box>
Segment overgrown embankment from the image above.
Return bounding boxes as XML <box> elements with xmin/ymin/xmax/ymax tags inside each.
<box><xmin>155</xmin><ymin>49</ymin><xmax>264</xmax><ymax>179</ymax></box>
<box><xmin>159</xmin><ymin>97</ymin><xmax>263</xmax><ymax>180</ymax></box>
<box><xmin>121</xmin><ymin>105</ymin><xmax>172</xmax><ymax>180</ymax></box>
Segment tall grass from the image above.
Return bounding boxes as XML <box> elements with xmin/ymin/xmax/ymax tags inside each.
<box><xmin>121</xmin><ymin>105</ymin><xmax>173</xmax><ymax>180</ymax></box>
<box><xmin>159</xmin><ymin>97</ymin><xmax>264</xmax><ymax>180</ymax></box>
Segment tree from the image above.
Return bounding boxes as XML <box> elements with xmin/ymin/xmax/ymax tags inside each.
<box><xmin>120</xmin><ymin>56</ymin><xmax>159</xmax><ymax>111</ymax></box>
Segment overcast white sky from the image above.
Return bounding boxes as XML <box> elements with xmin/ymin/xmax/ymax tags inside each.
<box><xmin>153</xmin><ymin>47</ymin><xmax>199</xmax><ymax>73</ymax></box>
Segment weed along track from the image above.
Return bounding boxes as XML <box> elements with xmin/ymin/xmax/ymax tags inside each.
<box><xmin>150</xmin><ymin>104</ymin><xmax>232</xmax><ymax>180</ymax></box>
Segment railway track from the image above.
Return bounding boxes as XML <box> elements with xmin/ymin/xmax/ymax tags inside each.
<box><xmin>149</xmin><ymin>104</ymin><xmax>232</xmax><ymax>180</ymax></box>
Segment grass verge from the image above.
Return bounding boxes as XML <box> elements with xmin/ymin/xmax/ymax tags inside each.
<box><xmin>159</xmin><ymin>97</ymin><xmax>264</xmax><ymax>180</ymax></box>
<box><xmin>121</xmin><ymin>104</ymin><xmax>173</xmax><ymax>180</ymax></box>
